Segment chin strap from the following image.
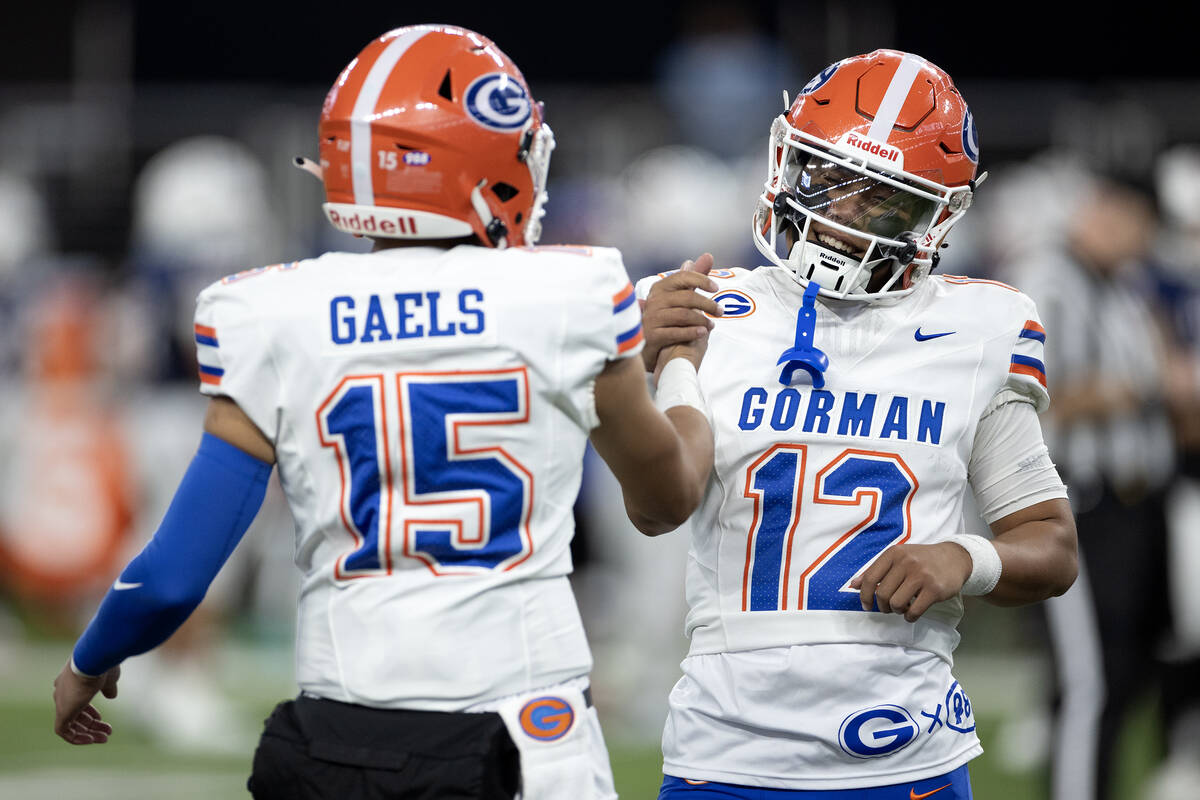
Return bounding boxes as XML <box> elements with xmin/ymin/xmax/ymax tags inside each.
<box><xmin>293</xmin><ymin>156</ymin><xmax>324</xmax><ymax>182</ymax></box>
<box><xmin>777</xmin><ymin>281</ymin><xmax>829</xmax><ymax>388</ymax></box>
<box><xmin>470</xmin><ymin>180</ymin><xmax>508</xmax><ymax>248</ymax></box>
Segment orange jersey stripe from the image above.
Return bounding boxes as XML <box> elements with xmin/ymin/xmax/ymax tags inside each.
<box><xmin>940</xmin><ymin>275</ymin><xmax>1020</xmax><ymax>293</ymax></box>
<box><xmin>612</xmin><ymin>283</ymin><xmax>635</xmax><ymax>307</ymax></box>
<box><xmin>1009</xmin><ymin>363</ymin><xmax>1047</xmax><ymax>387</ymax></box>
<box><xmin>616</xmin><ymin>328</ymin><xmax>644</xmax><ymax>354</ymax></box>
<box><xmin>199</xmin><ymin>372</ymin><xmax>222</xmax><ymax>386</ymax></box>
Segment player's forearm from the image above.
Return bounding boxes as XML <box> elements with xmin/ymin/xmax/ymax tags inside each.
<box><xmin>624</xmin><ymin>406</ymin><xmax>712</xmax><ymax>535</ymax></box>
<box><xmin>72</xmin><ymin>433</ymin><xmax>270</xmax><ymax>675</ymax></box>
<box><xmin>72</xmin><ymin>574</ymin><xmax>205</xmax><ymax>676</ymax></box>
<box><xmin>984</xmin><ymin>514</ymin><xmax>1078</xmax><ymax>606</ymax></box>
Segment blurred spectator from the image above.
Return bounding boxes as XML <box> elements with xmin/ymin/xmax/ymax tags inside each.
<box><xmin>96</xmin><ymin>135</ymin><xmax>298</xmax><ymax>753</ymax></box>
<box><xmin>1142</xmin><ymin>144</ymin><xmax>1200</xmax><ymax>797</ymax></box>
<box><xmin>605</xmin><ymin>144</ymin><xmax>759</xmax><ymax>279</ymax></box>
<box><xmin>0</xmin><ymin>170</ymin><xmax>56</xmax><ymax>376</ymax></box>
<box><xmin>0</xmin><ymin>276</ymin><xmax>136</xmax><ymax>628</ymax></box>
<box><xmin>656</xmin><ymin>0</ymin><xmax>791</xmax><ymax>160</ymax></box>
<box><xmin>1005</xmin><ymin>166</ymin><xmax>1175</xmax><ymax>800</ymax></box>
<box><xmin>123</xmin><ymin>136</ymin><xmax>285</xmax><ymax>382</ymax></box>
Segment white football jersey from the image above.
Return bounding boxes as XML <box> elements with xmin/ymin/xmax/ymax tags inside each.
<box><xmin>193</xmin><ymin>244</ymin><xmax>643</xmax><ymax>710</ymax></box>
<box><xmin>636</xmin><ymin>266</ymin><xmax>1050</xmax><ymax>789</ymax></box>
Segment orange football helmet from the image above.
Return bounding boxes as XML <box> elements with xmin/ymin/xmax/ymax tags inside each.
<box><xmin>753</xmin><ymin>49</ymin><xmax>982</xmax><ymax>300</ymax></box>
<box><xmin>311</xmin><ymin>24</ymin><xmax>554</xmax><ymax>248</ymax></box>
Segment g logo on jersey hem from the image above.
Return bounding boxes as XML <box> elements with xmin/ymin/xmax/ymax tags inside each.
<box><xmin>838</xmin><ymin>704</ymin><xmax>919</xmax><ymax>758</ymax></box>
<box><xmin>517</xmin><ymin>695</ymin><xmax>575</xmax><ymax>741</ymax></box>
<box><xmin>465</xmin><ymin>73</ymin><xmax>532</xmax><ymax>131</ymax></box>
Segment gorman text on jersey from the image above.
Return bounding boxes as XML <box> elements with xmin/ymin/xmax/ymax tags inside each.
<box><xmin>329</xmin><ymin>289</ymin><xmax>486</xmax><ymax>344</ymax></box>
<box><xmin>737</xmin><ymin>386</ymin><xmax>947</xmax><ymax>445</ymax></box>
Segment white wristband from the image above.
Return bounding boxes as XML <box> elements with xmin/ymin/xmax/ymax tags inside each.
<box><xmin>945</xmin><ymin>533</ymin><xmax>1003</xmax><ymax>596</ymax></box>
<box><xmin>69</xmin><ymin>656</ymin><xmax>99</xmax><ymax>680</ymax></box>
<box><xmin>655</xmin><ymin>357</ymin><xmax>709</xmax><ymax>421</ymax></box>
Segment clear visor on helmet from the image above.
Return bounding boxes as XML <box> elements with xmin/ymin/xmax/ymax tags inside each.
<box><xmin>783</xmin><ymin>154</ymin><xmax>940</xmax><ymax>242</ymax></box>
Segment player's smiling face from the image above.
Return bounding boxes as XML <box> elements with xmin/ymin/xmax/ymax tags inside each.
<box><xmin>806</xmin><ymin>218</ymin><xmax>870</xmax><ymax>260</ymax></box>
<box><xmin>786</xmin><ymin>157</ymin><xmax>937</xmax><ymax>253</ymax></box>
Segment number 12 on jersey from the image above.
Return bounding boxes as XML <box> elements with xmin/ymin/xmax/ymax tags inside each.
<box><xmin>742</xmin><ymin>444</ymin><xmax>917</xmax><ymax>612</ymax></box>
<box><xmin>317</xmin><ymin>368</ymin><xmax>535</xmax><ymax>580</ymax></box>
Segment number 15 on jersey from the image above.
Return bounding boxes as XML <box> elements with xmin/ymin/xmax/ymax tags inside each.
<box><xmin>317</xmin><ymin>368</ymin><xmax>535</xmax><ymax>581</ymax></box>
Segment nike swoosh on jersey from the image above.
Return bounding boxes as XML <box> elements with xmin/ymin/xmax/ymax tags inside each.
<box><xmin>113</xmin><ymin>580</ymin><xmax>143</xmax><ymax>591</ymax></box>
<box><xmin>914</xmin><ymin>328</ymin><xmax>955</xmax><ymax>341</ymax></box>
<box><xmin>910</xmin><ymin>783</ymin><xmax>953</xmax><ymax>800</ymax></box>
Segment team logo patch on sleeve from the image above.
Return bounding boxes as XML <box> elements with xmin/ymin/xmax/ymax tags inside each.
<box><xmin>517</xmin><ymin>695</ymin><xmax>575</xmax><ymax>741</ymax></box>
<box><xmin>465</xmin><ymin>73</ymin><xmax>531</xmax><ymax>131</ymax></box>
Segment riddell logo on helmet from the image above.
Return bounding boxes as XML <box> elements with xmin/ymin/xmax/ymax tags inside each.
<box><xmin>328</xmin><ymin>209</ymin><xmax>418</xmax><ymax>235</ymax></box>
<box><xmin>843</xmin><ymin>133</ymin><xmax>900</xmax><ymax>163</ymax></box>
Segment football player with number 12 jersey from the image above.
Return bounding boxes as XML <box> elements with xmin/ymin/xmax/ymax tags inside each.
<box><xmin>53</xmin><ymin>25</ymin><xmax>715</xmax><ymax>800</ymax></box>
<box><xmin>641</xmin><ymin>51</ymin><xmax>1078</xmax><ymax>798</ymax></box>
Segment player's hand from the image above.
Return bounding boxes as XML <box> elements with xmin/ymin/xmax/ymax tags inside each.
<box><xmin>53</xmin><ymin>661</ymin><xmax>119</xmax><ymax>745</ymax></box>
<box><xmin>640</xmin><ymin>253</ymin><xmax>722</xmax><ymax>373</ymax></box>
<box><xmin>850</xmin><ymin>543</ymin><xmax>973</xmax><ymax>623</ymax></box>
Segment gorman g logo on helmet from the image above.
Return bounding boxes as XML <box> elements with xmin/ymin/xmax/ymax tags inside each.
<box><xmin>800</xmin><ymin>60</ymin><xmax>842</xmax><ymax>95</ymax></box>
<box><xmin>961</xmin><ymin>108</ymin><xmax>980</xmax><ymax>163</ymax></box>
<box><xmin>465</xmin><ymin>73</ymin><xmax>532</xmax><ymax>131</ymax></box>
<box><xmin>518</xmin><ymin>695</ymin><xmax>575</xmax><ymax>741</ymax></box>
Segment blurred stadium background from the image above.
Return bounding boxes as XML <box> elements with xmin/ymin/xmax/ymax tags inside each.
<box><xmin>2</xmin><ymin>1</ymin><xmax>1198</xmax><ymax>797</ymax></box>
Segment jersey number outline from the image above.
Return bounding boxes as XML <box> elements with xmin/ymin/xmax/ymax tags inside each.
<box><xmin>742</xmin><ymin>445</ymin><xmax>917</xmax><ymax>611</ymax></box>
<box><xmin>317</xmin><ymin>368</ymin><xmax>534</xmax><ymax>580</ymax></box>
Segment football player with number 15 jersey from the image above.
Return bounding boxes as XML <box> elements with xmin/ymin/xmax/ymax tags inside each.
<box><xmin>53</xmin><ymin>25</ymin><xmax>715</xmax><ymax>800</ymax></box>
<box><xmin>641</xmin><ymin>51</ymin><xmax>1079</xmax><ymax>798</ymax></box>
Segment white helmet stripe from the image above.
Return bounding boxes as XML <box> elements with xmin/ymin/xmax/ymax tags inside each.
<box><xmin>350</xmin><ymin>29</ymin><xmax>430</xmax><ymax>207</ymax></box>
<box><xmin>867</xmin><ymin>53</ymin><xmax>925</xmax><ymax>143</ymax></box>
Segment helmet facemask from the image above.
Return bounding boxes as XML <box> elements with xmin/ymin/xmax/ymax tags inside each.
<box><xmin>519</xmin><ymin>118</ymin><xmax>555</xmax><ymax>246</ymax></box>
<box><xmin>754</xmin><ymin>116</ymin><xmax>975</xmax><ymax>300</ymax></box>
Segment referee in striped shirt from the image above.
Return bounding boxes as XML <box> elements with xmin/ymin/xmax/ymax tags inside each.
<box><xmin>1009</xmin><ymin>168</ymin><xmax>1174</xmax><ymax>800</ymax></box>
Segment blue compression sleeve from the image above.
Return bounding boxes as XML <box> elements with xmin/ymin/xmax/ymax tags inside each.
<box><xmin>72</xmin><ymin>433</ymin><xmax>271</xmax><ymax>676</ymax></box>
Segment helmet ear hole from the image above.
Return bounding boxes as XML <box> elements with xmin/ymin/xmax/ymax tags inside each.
<box><xmin>438</xmin><ymin>70</ymin><xmax>453</xmax><ymax>101</ymax></box>
<box><xmin>491</xmin><ymin>182</ymin><xmax>520</xmax><ymax>202</ymax></box>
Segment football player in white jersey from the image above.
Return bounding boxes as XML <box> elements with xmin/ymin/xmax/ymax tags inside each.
<box><xmin>638</xmin><ymin>50</ymin><xmax>1079</xmax><ymax>799</ymax></box>
<box><xmin>51</xmin><ymin>25</ymin><xmax>715</xmax><ymax>799</ymax></box>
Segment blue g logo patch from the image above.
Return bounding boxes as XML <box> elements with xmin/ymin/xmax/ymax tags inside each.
<box><xmin>465</xmin><ymin>73</ymin><xmax>532</xmax><ymax>131</ymax></box>
<box><xmin>839</xmin><ymin>705</ymin><xmax>919</xmax><ymax>758</ymax></box>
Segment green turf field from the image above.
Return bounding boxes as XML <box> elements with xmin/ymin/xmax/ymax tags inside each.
<box><xmin>0</xmin><ymin>637</ymin><xmax>1162</xmax><ymax>798</ymax></box>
